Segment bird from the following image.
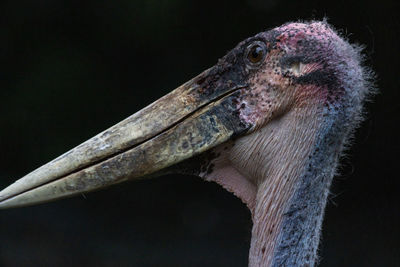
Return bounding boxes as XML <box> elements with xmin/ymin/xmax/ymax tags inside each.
<box><xmin>0</xmin><ymin>21</ymin><xmax>374</xmax><ymax>266</ymax></box>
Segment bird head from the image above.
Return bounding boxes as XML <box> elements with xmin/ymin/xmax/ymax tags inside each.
<box><xmin>0</xmin><ymin>21</ymin><xmax>371</xmax><ymax>219</ymax></box>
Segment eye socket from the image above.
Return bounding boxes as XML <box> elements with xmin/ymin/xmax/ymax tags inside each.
<box><xmin>246</xmin><ymin>41</ymin><xmax>267</xmax><ymax>66</ymax></box>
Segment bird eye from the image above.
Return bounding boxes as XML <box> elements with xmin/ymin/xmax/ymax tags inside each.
<box><xmin>246</xmin><ymin>41</ymin><xmax>266</xmax><ymax>66</ymax></box>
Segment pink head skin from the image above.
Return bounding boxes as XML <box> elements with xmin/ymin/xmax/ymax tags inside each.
<box><xmin>237</xmin><ymin>21</ymin><xmax>359</xmax><ymax>130</ymax></box>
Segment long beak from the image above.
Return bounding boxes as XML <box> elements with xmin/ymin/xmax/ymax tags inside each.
<box><xmin>0</xmin><ymin>68</ymin><xmax>249</xmax><ymax>209</ymax></box>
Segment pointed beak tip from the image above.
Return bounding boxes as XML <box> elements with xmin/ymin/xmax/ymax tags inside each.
<box><xmin>0</xmin><ymin>185</ymin><xmax>12</xmax><ymax>201</ymax></box>
<box><xmin>0</xmin><ymin>187</ymin><xmax>25</xmax><ymax>209</ymax></box>
<box><xmin>0</xmin><ymin>200</ymin><xmax>10</xmax><ymax>210</ymax></box>
<box><xmin>0</xmin><ymin>193</ymin><xmax>12</xmax><ymax>209</ymax></box>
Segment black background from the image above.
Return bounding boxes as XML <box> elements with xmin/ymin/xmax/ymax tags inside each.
<box><xmin>0</xmin><ymin>0</ymin><xmax>398</xmax><ymax>266</ymax></box>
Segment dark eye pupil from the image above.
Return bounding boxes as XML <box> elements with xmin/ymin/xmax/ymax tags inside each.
<box><xmin>248</xmin><ymin>45</ymin><xmax>264</xmax><ymax>63</ymax></box>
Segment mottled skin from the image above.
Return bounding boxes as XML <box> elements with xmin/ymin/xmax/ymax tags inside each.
<box><xmin>0</xmin><ymin>21</ymin><xmax>374</xmax><ymax>267</ymax></box>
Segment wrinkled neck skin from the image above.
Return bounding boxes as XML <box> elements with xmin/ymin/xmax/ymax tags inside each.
<box><xmin>202</xmin><ymin>100</ymin><xmax>340</xmax><ymax>266</ymax></box>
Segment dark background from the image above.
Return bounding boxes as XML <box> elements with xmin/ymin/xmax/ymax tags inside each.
<box><xmin>0</xmin><ymin>0</ymin><xmax>398</xmax><ymax>266</ymax></box>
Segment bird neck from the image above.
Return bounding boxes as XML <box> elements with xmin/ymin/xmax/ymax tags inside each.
<box><xmin>232</xmin><ymin>103</ymin><xmax>345</xmax><ymax>267</ymax></box>
<box><xmin>269</xmin><ymin>105</ymin><xmax>350</xmax><ymax>267</ymax></box>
